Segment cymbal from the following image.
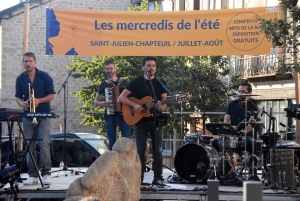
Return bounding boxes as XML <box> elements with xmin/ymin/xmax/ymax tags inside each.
<box><xmin>232</xmin><ymin>94</ymin><xmax>261</xmax><ymax>97</ymax></box>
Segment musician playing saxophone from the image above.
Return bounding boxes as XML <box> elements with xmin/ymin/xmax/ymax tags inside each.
<box><xmin>94</xmin><ymin>60</ymin><xmax>130</xmax><ymax>150</ymax></box>
<box><xmin>15</xmin><ymin>52</ymin><xmax>55</xmax><ymax>185</ymax></box>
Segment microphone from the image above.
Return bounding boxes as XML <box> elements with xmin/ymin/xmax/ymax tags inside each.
<box><xmin>146</xmin><ymin>70</ymin><xmax>151</xmax><ymax>78</ymax></box>
<box><xmin>261</xmin><ymin>107</ymin><xmax>265</xmax><ymax>117</ymax></box>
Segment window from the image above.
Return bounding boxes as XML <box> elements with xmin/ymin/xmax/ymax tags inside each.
<box><xmin>257</xmin><ymin>99</ymin><xmax>291</xmax><ymax>136</ymax></box>
<box><xmin>149</xmin><ymin>2</ymin><xmax>155</xmax><ymax>11</ymax></box>
<box><xmin>52</xmin><ymin>140</ymin><xmax>75</xmax><ymax>164</ymax></box>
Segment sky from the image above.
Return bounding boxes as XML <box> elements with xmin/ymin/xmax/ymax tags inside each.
<box><xmin>0</xmin><ymin>0</ymin><xmax>20</xmax><ymax>12</ymax></box>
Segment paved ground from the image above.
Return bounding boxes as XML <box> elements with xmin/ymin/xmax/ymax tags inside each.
<box><xmin>0</xmin><ymin>167</ymin><xmax>298</xmax><ymax>200</ymax></box>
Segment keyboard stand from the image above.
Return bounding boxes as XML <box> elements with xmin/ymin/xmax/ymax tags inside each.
<box><xmin>15</xmin><ymin>119</ymin><xmax>49</xmax><ymax>190</ymax></box>
<box><xmin>5</xmin><ymin>120</ymin><xmax>16</xmax><ymax>168</ymax></box>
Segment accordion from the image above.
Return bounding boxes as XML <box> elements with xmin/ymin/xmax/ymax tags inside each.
<box><xmin>105</xmin><ymin>86</ymin><xmax>122</xmax><ymax>115</ymax></box>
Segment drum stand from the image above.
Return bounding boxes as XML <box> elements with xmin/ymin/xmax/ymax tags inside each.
<box><xmin>260</xmin><ymin>145</ymin><xmax>270</xmax><ymax>184</ymax></box>
<box><xmin>218</xmin><ymin>136</ymin><xmax>237</xmax><ymax>183</ymax></box>
<box><xmin>221</xmin><ymin>134</ymin><xmax>226</xmax><ymax>179</ymax></box>
<box><xmin>241</xmin><ymin>97</ymin><xmax>259</xmax><ymax>181</ymax></box>
<box><xmin>248</xmin><ymin>127</ymin><xmax>260</xmax><ymax>180</ymax></box>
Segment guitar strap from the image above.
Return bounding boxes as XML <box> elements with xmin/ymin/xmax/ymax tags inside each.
<box><xmin>157</xmin><ymin>78</ymin><xmax>175</xmax><ymax>97</ymax></box>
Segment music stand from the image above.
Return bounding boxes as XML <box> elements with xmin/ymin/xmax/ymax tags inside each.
<box><xmin>206</xmin><ymin>123</ymin><xmax>238</xmax><ymax>136</ymax></box>
<box><xmin>50</xmin><ymin>70</ymin><xmax>74</xmax><ymax>176</ymax></box>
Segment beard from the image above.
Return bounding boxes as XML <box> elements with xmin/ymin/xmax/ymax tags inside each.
<box><xmin>106</xmin><ymin>72</ymin><xmax>114</xmax><ymax>78</ymax></box>
<box><xmin>239</xmin><ymin>96</ymin><xmax>246</xmax><ymax>101</ymax></box>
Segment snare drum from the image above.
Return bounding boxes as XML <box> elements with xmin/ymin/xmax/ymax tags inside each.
<box><xmin>185</xmin><ymin>133</ymin><xmax>199</xmax><ymax>144</ymax></box>
<box><xmin>218</xmin><ymin>136</ymin><xmax>238</xmax><ymax>149</ymax></box>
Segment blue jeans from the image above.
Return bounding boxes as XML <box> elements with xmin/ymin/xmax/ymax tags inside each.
<box><xmin>135</xmin><ymin>120</ymin><xmax>163</xmax><ymax>182</ymax></box>
<box><xmin>106</xmin><ymin>114</ymin><xmax>131</xmax><ymax>150</ymax></box>
<box><xmin>23</xmin><ymin>118</ymin><xmax>51</xmax><ymax>177</ymax></box>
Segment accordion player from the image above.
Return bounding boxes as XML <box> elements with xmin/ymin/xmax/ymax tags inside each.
<box><xmin>105</xmin><ymin>86</ymin><xmax>124</xmax><ymax>115</ymax></box>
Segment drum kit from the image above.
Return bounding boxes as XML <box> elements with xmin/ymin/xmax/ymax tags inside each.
<box><xmin>173</xmin><ymin>122</ymin><xmax>263</xmax><ymax>185</ymax></box>
<box><xmin>172</xmin><ymin>93</ymin><xmax>265</xmax><ymax>185</ymax></box>
<box><xmin>169</xmin><ymin>92</ymin><xmax>300</xmax><ymax>189</ymax></box>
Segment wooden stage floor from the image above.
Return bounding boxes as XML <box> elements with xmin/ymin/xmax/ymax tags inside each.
<box><xmin>0</xmin><ymin>167</ymin><xmax>299</xmax><ymax>201</ymax></box>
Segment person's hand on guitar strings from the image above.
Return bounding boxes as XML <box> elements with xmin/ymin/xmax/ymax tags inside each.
<box><xmin>156</xmin><ymin>100</ymin><xmax>164</xmax><ymax>112</ymax></box>
<box><xmin>133</xmin><ymin>103</ymin><xmax>144</xmax><ymax>112</ymax></box>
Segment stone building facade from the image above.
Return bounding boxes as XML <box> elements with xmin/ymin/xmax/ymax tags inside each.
<box><xmin>0</xmin><ymin>0</ymin><xmax>133</xmax><ymax>135</ymax></box>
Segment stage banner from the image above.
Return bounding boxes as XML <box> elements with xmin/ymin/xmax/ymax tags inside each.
<box><xmin>46</xmin><ymin>7</ymin><xmax>278</xmax><ymax>56</ymax></box>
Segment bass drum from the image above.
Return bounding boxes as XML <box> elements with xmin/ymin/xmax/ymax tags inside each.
<box><xmin>174</xmin><ymin>143</ymin><xmax>219</xmax><ymax>182</ymax></box>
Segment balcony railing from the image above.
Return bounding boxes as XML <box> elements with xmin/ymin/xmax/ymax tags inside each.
<box><xmin>229</xmin><ymin>55</ymin><xmax>279</xmax><ymax>77</ymax></box>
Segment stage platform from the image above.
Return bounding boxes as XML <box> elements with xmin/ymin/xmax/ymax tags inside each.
<box><xmin>0</xmin><ymin>168</ymin><xmax>299</xmax><ymax>201</ymax></box>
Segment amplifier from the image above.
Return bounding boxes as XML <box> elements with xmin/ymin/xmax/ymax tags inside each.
<box><xmin>270</xmin><ymin>149</ymin><xmax>295</xmax><ymax>188</ymax></box>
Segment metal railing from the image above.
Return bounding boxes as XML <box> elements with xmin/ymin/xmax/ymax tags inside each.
<box><xmin>229</xmin><ymin>55</ymin><xmax>279</xmax><ymax>76</ymax></box>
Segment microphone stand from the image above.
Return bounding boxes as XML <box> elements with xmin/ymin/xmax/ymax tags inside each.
<box><xmin>148</xmin><ymin>77</ymin><xmax>160</xmax><ymax>186</ymax></box>
<box><xmin>269</xmin><ymin>108</ymin><xmax>278</xmax><ymax>189</ymax></box>
<box><xmin>51</xmin><ymin>70</ymin><xmax>74</xmax><ymax>176</ymax></box>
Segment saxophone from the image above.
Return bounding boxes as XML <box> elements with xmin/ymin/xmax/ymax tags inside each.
<box><xmin>28</xmin><ymin>83</ymin><xmax>38</xmax><ymax>126</ymax></box>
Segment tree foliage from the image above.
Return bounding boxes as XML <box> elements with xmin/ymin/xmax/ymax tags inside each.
<box><xmin>127</xmin><ymin>0</ymin><xmax>159</xmax><ymax>11</ymax></box>
<box><xmin>257</xmin><ymin>0</ymin><xmax>300</xmax><ymax>72</ymax></box>
<box><xmin>68</xmin><ymin>1</ymin><xmax>231</xmax><ymax>135</ymax></box>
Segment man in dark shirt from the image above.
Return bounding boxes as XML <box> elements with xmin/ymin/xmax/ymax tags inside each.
<box><xmin>15</xmin><ymin>52</ymin><xmax>55</xmax><ymax>185</ymax></box>
<box><xmin>212</xmin><ymin>81</ymin><xmax>258</xmax><ymax>154</ymax></box>
<box><xmin>119</xmin><ymin>56</ymin><xmax>168</xmax><ymax>185</ymax></box>
<box><xmin>94</xmin><ymin>60</ymin><xmax>130</xmax><ymax>150</ymax></box>
<box><xmin>212</xmin><ymin>81</ymin><xmax>260</xmax><ymax>181</ymax></box>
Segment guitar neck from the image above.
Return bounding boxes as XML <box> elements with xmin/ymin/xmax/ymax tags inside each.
<box><xmin>161</xmin><ymin>97</ymin><xmax>178</xmax><ymax>105</ymax></box>
<box><xmin>146</xmin><ymin>97</ymin><xmax>178</xmax><ymax>110</ymax></box>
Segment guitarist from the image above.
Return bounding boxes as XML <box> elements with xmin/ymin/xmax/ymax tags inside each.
<box><xmin>94</xmin><ymin>60</ymin><xmax>131</xmax><ymax>150</ymax></box>
<box><xmin>119</xmin><ymin>56</ymin><xmax>168</xmax><ymax>185</ymax></box>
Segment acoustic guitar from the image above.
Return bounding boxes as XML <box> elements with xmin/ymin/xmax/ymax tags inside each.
<box><xmin>122</xmin><ymin>94</ymin><xmax>190</xmax><ymax>125</ymax></box>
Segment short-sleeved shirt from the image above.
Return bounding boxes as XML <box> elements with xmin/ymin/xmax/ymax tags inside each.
<box><xmin>125</xmin><ymin>76</ymin><xmax>168</xmax><ymax>122</ymax></box>
<box><xmin>126</xmin><ymin>76</ymin><xmax>167</xmax><ymax>100</ymax></box>
<box><xmin>15</xmin><ymin>68</ymin><xmax>55</xmax><ymax>113</ymax></box>
<box><xmin>225</xmin><ymin>99</ymin><xmax>258</xmax><ymax>133</ymax></box>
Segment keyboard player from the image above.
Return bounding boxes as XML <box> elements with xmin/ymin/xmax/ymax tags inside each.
<box><xmin>15</xmin><ymin>52</ymin><xmax>55</xmax><ymax>185</ymax></box>
<box><xmin>94</xmin><ymin>60</ymin><xmax>131</xmax><ymax>150</ymax></box>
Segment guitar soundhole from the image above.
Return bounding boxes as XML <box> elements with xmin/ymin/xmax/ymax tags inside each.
<box><xmin>141</xmin><ymin>104</ymin><xmax>147</xmax><ymax>111</ymax></box>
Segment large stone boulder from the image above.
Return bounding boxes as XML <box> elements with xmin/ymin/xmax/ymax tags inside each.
<box><xmin>65</xmin><ymin>137</ymin><xmax>141</xmax><ymax>201</ymax></box>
